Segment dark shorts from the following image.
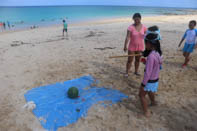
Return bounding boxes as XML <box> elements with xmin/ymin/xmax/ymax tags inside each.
<box><xmin>63</xmin><ymin>28</ymin><xmax>67</xmax><ymax>32</ymax></box>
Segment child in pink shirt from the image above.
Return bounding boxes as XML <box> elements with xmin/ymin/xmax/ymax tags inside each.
<box><xmin>124</xmin><ymin>13</ymin><xmax>147</xmax><ymax>76</ymax></box>
<box><xmin>139</xmin><ymin>32</ymin><xmax>162</xmax><ymax>117</ymax></box>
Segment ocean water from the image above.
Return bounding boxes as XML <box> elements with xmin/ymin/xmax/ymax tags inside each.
<box><xmin>0</xmin><ymin>5</ymin><xmax>196</xmax><ymax>29</ymax></box>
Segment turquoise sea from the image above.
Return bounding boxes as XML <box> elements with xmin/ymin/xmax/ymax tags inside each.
<box><xmin>0</xmin><ymin>5</ymin><xmax>196</xmax><ymax>29</ymax></box>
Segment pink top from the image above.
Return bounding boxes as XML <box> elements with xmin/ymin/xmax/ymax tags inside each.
<box><xmin>127</xmin><ymin>24</ymin><xmax>147</xmax><ymax>51</ymax></box>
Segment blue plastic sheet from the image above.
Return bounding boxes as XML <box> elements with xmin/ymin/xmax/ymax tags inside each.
<box><xmin>24</xmin><ymin>75</ymin><xmax>128</xmax><ymax>131</ymax></box>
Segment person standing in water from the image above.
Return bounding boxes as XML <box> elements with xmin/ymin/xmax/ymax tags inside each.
<box><xmin>124</xmin><ymin>13</ymin><xmax>147</xmax><ymax>77</ymax></box>
<box><xmin>62</xmin><ymin>19</ymin><xmax>68</xmax><ymax>37</ymax></box>
<box><xmin>3</xmin><ymin>22</ymin><xmax>6</xmax><ymax>30</ymax></box>
<box><xmin>0</xmin><ymin>22</ymin><xmax>3</xmax><ymax>30</ymax></box>
<box><xmin>7</xmin><ymin>21</ymin><xmax>10</xmax><ymax>29</ymax></box>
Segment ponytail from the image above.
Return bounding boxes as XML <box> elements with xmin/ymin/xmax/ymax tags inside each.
<box><xmin>155</xmin><ymin>40</ymin><xmax>162</xmax><ymax>56</ymax></box>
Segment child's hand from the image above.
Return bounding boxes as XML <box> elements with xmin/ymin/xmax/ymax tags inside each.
<box><xmin>195</xmin><ymin>44</ymin><xmax>197</xmax><ymax>49</ymax></box>
<box><xmin>124</xmin><ymin>46</ymin><xmax>127</xmax><ymax>52</ymax></box>
<box><xmin>178</xmin><ymin>43</ymin><xmax>181</xmax><ymax>47</ymax></box>
<box><xmin>178</xmin><ymin>39</ymin><xmax>184</xmax><ymax>48</ymax></box>
<box><xmin>141</xmin><ymin>58</ymin><xmax>146</xmax><ymax>64</ymax></box>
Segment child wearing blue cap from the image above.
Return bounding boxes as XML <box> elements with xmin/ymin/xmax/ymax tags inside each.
<box><xmin>141</xmin><ymin>25</ymin><xmax>162</xmax><ymax>61</ymax></box>
<box><xmin>178</xmin><ymin>20</ymin><xmax>197</xmax><ymax>68</ymax></box>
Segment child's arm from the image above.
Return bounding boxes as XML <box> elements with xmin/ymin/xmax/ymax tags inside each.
<box><xmin>124</xmin><ymin>30</ymin><xmax>130</xmax><ymax>52</ymax></box>
<box><xmin>141</xmin><ymin>55</ymin><xmax>154</xmax><ymax>87</ymax></box>
<box><xmin>195</xmin><ymin>29</ymin><xmax>197</xmax><ymax>49</ymax></box>
<box><xmin>178</xmin><ymin>38</ymin><xmax>185</xmax><ymax>47</ymax></box>
<box><xmin>178</xmin><ymin>30</ymin><xmax>187</xmax><ymax>47</ymax></box>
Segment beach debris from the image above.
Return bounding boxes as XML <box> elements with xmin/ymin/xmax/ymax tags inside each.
<box><xmin>11</xmin><ymin>43</ymin><xmax>20</xmax><ymax>47</ymax></box>
<box><xmin>39</xmin><ymin>117</ymin><xmax>47</xmax><ymax>123</ymax></box>
<box><xmin>76</xmin><ymin>108</ymin><xmax>80</xmax><ymax>112</ymax></box>
<box><xmin>98</xmin><ymin>31</ymin><xmax>105</xmax><ymax>33</ymax></box>
<box><xmin>128</xmin><ymin>95</ymin><xmax>135</xmax><ymax>100</ymax></box>
<box><xmin>94</xmin><ymin>47</ymin><xmax>116</xmax><ymax>50</ymax></box>
<box><xmin>23</xmin><ymin>101</ymin><xmax>36</xmax><ymax>111</ymax></box>
<box><xmin>20</xmin><ymin>41</ymin><xmax>31</xmax><ymax>45</ymax></box>
<box><xmin>85</xmin><ymin>31</ymin><xmax>96</xmax><ymax>37</ymax></box>
<box><xmin>85</xmin><ymin>31</ymin><xmax>105</xmax><ymax>38</ymax></box>
<box><xmin>44</xmin><ymin>38</ymin><xmax>65</xmax><ymax>43</ymax></box>
<box><xmin>11</xmin><ymin>41</ymin><xmax>31</xmax><ymax>47</ymax></box>
<box><xmin>82</xmin><ymin>98</ymin><xmax>85</xmax><ymax>101</ymax></box>
<box><xmin>13</xmin><ymin>41</ymin><xmax>20</xmax><ymax>43</ymax></box>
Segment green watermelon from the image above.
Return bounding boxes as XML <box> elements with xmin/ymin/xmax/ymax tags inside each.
<box><xmin>67</xmin><ymin>87</ymin><xmax>79</xmax><ymax>99</ymax></box>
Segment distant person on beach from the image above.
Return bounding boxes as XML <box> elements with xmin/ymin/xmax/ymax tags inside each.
<box><xmin>124</xmin><ymin>13</ymin><xmax>147</xmax><ymax>77</ymax></box>
<box><xmin>62</xmin><ymin>19</ymin><xmax>68</xmax><ymax>37</ymax></box>
<box><xmin>178</xmin><ymin>20</ymin><xmax>197</xmax><ymax>68</ymax></box>
<box><xmin>139</xmin><ymin>32</ymin><xmax>162</xmax><ymax>117</ymax></box>
<box><xmin>30</xmin><ymin>25</ymin><xmax>38</xmax><ymax>29</ymax></box>
<box><xmin>3</xmin><ymin>22</ymin><xmax>6</xmax><ymax>29</ymax></box>
<box><xmin>0</xmin><ymin>22</ymin><xmax>3</xmax><ymax>30</ymax></box>
<box><xmin>7</xmin><ymin>21</ymin><xmax>10</xmax><ymax>29</ymax></box>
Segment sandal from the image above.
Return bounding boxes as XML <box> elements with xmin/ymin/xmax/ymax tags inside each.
<box><xmin>124</xmin><ymin>74</ymin><xmax>129</xmax><ymax>77</ymax></box>
<box><xmin>134</xmin><ymin>72</ymin><xmax>141</xmax><ymax>76</ymax></box>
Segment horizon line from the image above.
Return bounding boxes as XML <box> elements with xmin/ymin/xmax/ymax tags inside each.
<box><xmin>0</xmin><ymin>5</ymin><xmax>197</xmax><ymax>9</ymax></box>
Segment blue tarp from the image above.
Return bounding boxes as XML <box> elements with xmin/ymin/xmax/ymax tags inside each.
<box><xmin>24</xmin><ymin>75</ymin><xmax>128</xmax><ymax>131</ymax></box>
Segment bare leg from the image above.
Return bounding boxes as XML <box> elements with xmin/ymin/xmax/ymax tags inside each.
<box><xmin>134</xmin><ymin>51</ymin><xmax>141</xmax><ymax>75</ymax></box>
<box><xmin>139</xmin><ymin>87</ymin><xmax>150</xmax><ymax>117</ymax></box>
<box><xmin>148</xmin><ymin>92</ymin><xmax>156</xmax><ymax>106</ymax></box>
<box><xmin>126</xmin><ymin>51</ymin><xmax>134</xmax><ymax>75</ymax></box>
<box><xmin>184</xmin><ymin>53</ymin><xmax>190</xmax><ymax>65</ymax></box>
<box><xmin>183</xmin><ymin>52</ymin><xmax>186</xmax><ymax>65</ymax></box>
<box><xmin>66</xmin><ymin>29</ymin><xmax>68</xmax><ymax>37</ymax></box>
<box><xmin>183</xmin><ymin>52</ymin><xmax>186</xmax><ymax>57</ymax></box>
<box><xmin>182</xmin><ymin>52</ymin><xmax>190</xmax><ymax>66</ymax></box>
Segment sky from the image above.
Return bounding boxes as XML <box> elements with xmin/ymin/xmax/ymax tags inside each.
<box><xmin>1</xmin><ymin>0</ymin><xmax>197</xmax><ymax>8</ymax></box>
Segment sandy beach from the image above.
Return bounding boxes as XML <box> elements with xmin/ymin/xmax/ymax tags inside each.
<box><xmin>0</xmin><ymin>14</ymin><xmax>197</xmax><ymax>131</ymax></box>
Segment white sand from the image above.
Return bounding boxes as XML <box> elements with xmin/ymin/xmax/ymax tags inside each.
<box><xmin>0</xmin><ymin>15</ymin><xmax>197</xmax><ymax>131</ymax></box>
